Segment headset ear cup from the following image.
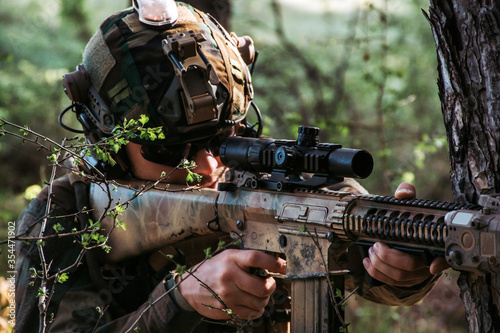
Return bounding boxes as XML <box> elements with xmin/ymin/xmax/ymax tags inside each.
<box><xmin>230</xmin><ymin>33</ymin><xmax>255</xmax><ymax>65</ymax></box>
<box><xmin>62</xmin><ymin>65</ymin><xmax>91</xmax><ymax>103</ymax></box>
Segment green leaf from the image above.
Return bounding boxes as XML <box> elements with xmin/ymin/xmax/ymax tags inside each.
<box><xmin>52</xmin><ymin>223</ymin><xmax>64</xmax><ymax>233</ymax></box>
<box><xmin>101</xmin><ymin>245</ymin><xmax>112</xmax><ymax>253</ymax></box>
<box><xmin>185</xmin><ymin>169</ymin><xmax>202</xmax><ymax>184</ymax></box>
<box><xmin>204</xmin><ymin>247</ymin><xmax>212</xmax><ymax>260</ymax></box>
<box><xmin>81</xmin><ymin>233</ymin><xmax>90</xmax><ymax>245</ymax></box>
<box><xmin>176</xmin><ymin>265</ymin><xmax>186</xmax><ymax>276</ymax></box>
<box><xmin>37</xmin><ymin>288</ymin><xmax>47</xmax><ymax>298</ymax></box>
<box><xmin>57</xmin><ymin>273</ymin><xmax>69</xmax><ymax>284</ymax></box>
<box><xmin>20</xmin><ymin>126</ymin><xmax>29</xmax><ymax>136</ymax></box>
<box><xmin>47</xmin><ymin>153</ymin><xmax>58</xmax><ymax>163</ymax></box>
<box><xmin>88</xmin><ymin>219</ymin><xmax>100</xmax><ymax>229</ymax></box>
<box><xmin>217</xmin><ymin>241</ymin><xmax>226</xmax><ymax>250</ymax></box>
<box><xmin>114</xmin><ymin>204</ymin><xmax>125</xmax><ymax>214</ymax></box>
<box><xmin>139</xmin><ymin>114</ymin><xmax>149</xmax><ymax>125</ymax></box>
<box><xmin>115</xmin><ymin>219</ymin><xmax>126</xmax><ymax>231</ymax></box>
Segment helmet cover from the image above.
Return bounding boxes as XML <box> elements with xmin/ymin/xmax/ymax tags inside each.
<box><xmin>80</xmin><ymin>2</ymin><xmax>253</xmax><ymax>145</ymax></box>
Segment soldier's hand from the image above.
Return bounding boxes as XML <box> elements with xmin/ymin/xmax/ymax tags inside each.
<box><xmin>177</xmin><ymin>249</ymin><xmax>286</xmax><ymax>320</ymax></box>
<box><xmin>362</xmin><ymin>182</ymin><xmax>449</xmax><ymax>287</ymax></box>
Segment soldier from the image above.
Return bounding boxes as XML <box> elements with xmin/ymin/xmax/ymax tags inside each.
<box><xmin>15</xmin><ymin>1</ymin><xmax>448</xmax><ymax>332</ymax></box>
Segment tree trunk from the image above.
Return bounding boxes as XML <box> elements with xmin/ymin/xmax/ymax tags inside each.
<box><xmin>425</xmin><ymin>1</ymin><xmax>500</xmax><ymax>332</ymax></box>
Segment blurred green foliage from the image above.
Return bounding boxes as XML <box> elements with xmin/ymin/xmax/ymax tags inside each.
<box><xmin>0</xmin><ymin>0</ymin><xmax>463</xmax><ymax>332</ymax></box>
<box><xmin>232</xmin><ymin>0</ymin><xmax>453</xmax><ymax>199</ymax></box>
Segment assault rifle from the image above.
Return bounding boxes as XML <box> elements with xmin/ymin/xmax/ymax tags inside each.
<box><xmin>90</xmin><ymin>127</ymin><xmax>500</xmax><ymax>332</ymax></box>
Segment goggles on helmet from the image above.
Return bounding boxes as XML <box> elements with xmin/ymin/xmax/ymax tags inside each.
<box><xmin>133</xmin><ymin>0</ymin><xmax>178</xmax><ymax>27</ymax></box>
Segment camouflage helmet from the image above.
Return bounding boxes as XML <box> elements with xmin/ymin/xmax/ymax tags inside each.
<box><xmin>62</xmin><ymin>2</ymin><xmax>255</xmax><ymax>147</ymax></box>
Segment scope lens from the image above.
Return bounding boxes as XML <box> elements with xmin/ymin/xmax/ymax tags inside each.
<box><xmin>351</xmin><ymin>150</ymin><xmax>373</xmax><ymax>179</ymax></box>
<box><xmin>328</xmin><ymin>149</ymin><xmax>373</xmax><ymax>179</ymax></box>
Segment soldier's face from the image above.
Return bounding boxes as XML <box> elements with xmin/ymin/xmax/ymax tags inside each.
<box><xmin>126</xmin><ymin>142</ymin><xmax>226</xmax><ymax>188</ymax></box>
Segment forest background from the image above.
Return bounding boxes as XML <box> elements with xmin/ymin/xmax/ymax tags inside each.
<box><xmin>0</xmin><ymin>0</ymin><xmax>468</xmax><ymax>332</ymax></box>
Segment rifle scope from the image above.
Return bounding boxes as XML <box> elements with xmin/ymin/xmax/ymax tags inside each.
<box><xmin>219</xmin><ymin>126</ymin><xmax>373</xmax><ymax>179</ymax></box>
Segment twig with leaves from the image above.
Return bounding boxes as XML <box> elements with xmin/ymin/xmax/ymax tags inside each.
<box><xmin>0</xmin><ymin>115</ymin><xmax>201</xmax><ymax>332</ymax></box>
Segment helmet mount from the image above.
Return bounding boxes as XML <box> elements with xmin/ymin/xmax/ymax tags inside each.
<box><xmin>161</xmin><ymin>30</ymin><xmax>220</xmax><ymax>126</ymax></box>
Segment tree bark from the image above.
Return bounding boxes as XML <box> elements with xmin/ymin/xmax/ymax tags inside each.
<box><xmin>425</xmin><ymin>1</ymin><xmax>500</xmax><ymax>332</ymax></box>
